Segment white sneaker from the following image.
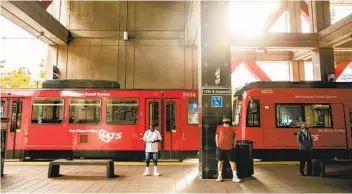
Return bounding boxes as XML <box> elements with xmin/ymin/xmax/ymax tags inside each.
<box><xmin>143</xmin><ymin>171</ymin><xmax>150</xmax><ymax>176</ymax></box>
<box><xmin>216</xmin><ymin>176</ymin><xmax>222</xmax><ymax>182</ymax></box>
<box><xmin>232</xmin><ymin>177</ymin><xmax>241</xmax><ymax>183</ymax></box>
<box><xmin>153</xmin><ymin>172</ymin><xmax>160</xmax><ymax>176</ymax></box>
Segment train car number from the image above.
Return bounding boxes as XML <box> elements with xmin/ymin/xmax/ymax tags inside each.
<box><xmin>182</xmin><ymin>93</ymin><xmax>196</xmax><ymax>98</ymax></box>
<box><xmin>261</xmin><ymin>89</ymin><xmax>273</xmax><ymax>94</ymax></box>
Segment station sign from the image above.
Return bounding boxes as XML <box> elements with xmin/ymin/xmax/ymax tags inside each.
<box><xmin>202</xmin><ymin>88</ymin><xmax>231</xmax><ymax>95</ymax></box>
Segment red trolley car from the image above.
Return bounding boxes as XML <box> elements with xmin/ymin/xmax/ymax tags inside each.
<box><xmin>1</xmin><ymin>81</ymin><xmax>352</xmax><ymax>161</ymax></box>
<box><xmin>0</xmin><ymin>89</ymin><xmax>199</xmax><ymax>160</ymax></box>
<box><xmin>233</xmin><ymin>81</ymin><xmax>352</xmax><ymax>160</ymax></box>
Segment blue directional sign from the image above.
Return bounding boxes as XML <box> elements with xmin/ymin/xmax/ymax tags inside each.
<box><xmin>211</xmin><ymin>96</ymin><xmax>223</xmax><ymax>108</ymax></box>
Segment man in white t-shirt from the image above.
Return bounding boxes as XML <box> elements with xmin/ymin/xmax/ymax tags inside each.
<box><xmin>142</xmin><ymin>124</ymin><xmax>162</xmax><ymax>176</ymax></box>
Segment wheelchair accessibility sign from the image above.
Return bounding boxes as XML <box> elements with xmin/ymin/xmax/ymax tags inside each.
<box><xmin>211</xmin><ymin>96</ymin><xmax>223</xmax><ymax>108</ymax></box>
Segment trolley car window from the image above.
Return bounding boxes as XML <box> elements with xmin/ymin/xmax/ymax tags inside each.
<box><xmin>69</xmin><ymin>98</ymin><xmax>101</xmax><ymax>124</ymax></box>
<box><xmin>276</xmin><ymin>104</ymin><xmax>332</xmax><ymax>128</ymax></box>
<box><xmin>0</xmin><ymin>100</ymin><xmax>4</xmax><ymax>117</ymax></box>
<box><xmin>349</xmin><ymin>111</ymin><xmax>352</xmax><ymax>138</ymax></box>
<box><xmin>187</xmin><ymin>99</ymin><xmax>198</xmax><ymax>124</ymax></box>
<box><xmin>233</xmin><ymin>100</ymin><xmax>242</xmax><ymax>127</ymax></box>
<box><xmin>10</xmin><ymin>101</ymin><xmax>22</xmax><ymax>132</ymax></box>
<box><xmin>166</xmin><ymin>101</ymin><xmax>176</xmax><ymax>133</ymax></box>
<box><xmin>276</xmin><ymin>104</ymin><xmax>303</xmax><ymax>128</ymax></box>
<box><xmin>246</xmin><ymin>99</ymin><xmax>260</xmax><ymax>127</ymax></box>
<box><xmin>106</xmin><ymin>99</ymin><xmax>138</xmax><ymax>125</ymax></box>
<box><xmin>304</xmin><ymin>104</ymin><xmax>332</xmax><ymax>128</ymax></box>
<box><xmin>149</xmin><ymin>101</ymin><xmax>159</xmax><ymax>128</ymax></box>
<box><xmin>31</xmin><ymin>99</ymin><xmax>64</xmax><ymax>124</ymax></box>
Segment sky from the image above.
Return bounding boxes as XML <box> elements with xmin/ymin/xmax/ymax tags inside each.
<box><xmin>0</xmin><ymin>16</ymin><xmax>48</xmax><ymax>81</ymax></box>
<box><xmin>1</xmin><ymin>3</ymin><xmax>352</xmax><ymax>85</ymax></box>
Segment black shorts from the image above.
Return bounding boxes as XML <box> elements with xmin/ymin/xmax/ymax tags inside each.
<box><xmin>216</xmin><ymin>147</ymin><xmax>236</xmax><ymax>162</ymax></box>
<box><xmin>145</xmin><ymin>152</ymin><xmax>158</xmax><ymax>160</ymax></box>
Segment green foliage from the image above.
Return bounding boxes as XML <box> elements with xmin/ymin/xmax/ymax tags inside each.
<box><xmin>39</xmin><ymin>58</ymin><xmax>46</xmax><ymax>80</ymax></box>
<box><xmin>0</xmin><ymin>68</ymin><xmax>36</xmax><ymax>88</ymax></box>
<box><xmin>0</xmin><ymin>58</ymin><xmax>47</xmax><ymax>88</ymax></box>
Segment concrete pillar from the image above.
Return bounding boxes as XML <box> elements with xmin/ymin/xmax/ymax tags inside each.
<box><xmin>312</xmin><ymin>48</ymin><xmax>335</xmax><ymax>81</ymax></box>
<box><xmin>291</xmin><ymin>61</ymin><xmax>305</xmax><ymax>81</ymax></box>
<box><xmin>308</xmin><ymin>1</ymin><xmax>334</xmax><ymax>81</ymax></box>
<box><xmin>198</xmin><ymin>1</ymin><xmax>231</xmax><ymax>179</ymax></box>
<box><xmin>288</xmin><ymin>1</ymin><xmax>302</xmax><ymax>32</ymax></box>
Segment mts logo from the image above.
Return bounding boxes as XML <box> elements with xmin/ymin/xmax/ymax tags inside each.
<box><xmin>98</xmin><ymin>129</ymin><xmax>123</xmax><ymax>143</ymax></box>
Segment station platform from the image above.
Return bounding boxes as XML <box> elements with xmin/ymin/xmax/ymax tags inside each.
<box><xmin>1</xmin><ymin>161</ymin><xmax>351</xmax><ymax>193</ymax></box>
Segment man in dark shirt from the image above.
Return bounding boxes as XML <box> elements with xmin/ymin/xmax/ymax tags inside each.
<box><xmin>215</xmin><ymin>117</ymin><xmax>241</xmax><ymax>183</ymax></box>
<box><xmin>297</xmin><ymin>122</ymin><xmax>313</xmax><ymax>176</ymax></box>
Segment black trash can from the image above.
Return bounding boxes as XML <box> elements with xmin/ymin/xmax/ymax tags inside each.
<box><xmin>1</xmin><ymin>117</ymin><xmax>9</xmax><ymax>177</ymax></box>
<box><xmin>235</xmin><ymin>140</ymin><xmax>254</xmax><ymax>179</ymax></box>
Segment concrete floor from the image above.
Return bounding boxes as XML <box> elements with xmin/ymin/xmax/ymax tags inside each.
<box><xmin>1</xmin><ymin>162</ymin><xmax>352</xmax><ymax>193</ymax></box>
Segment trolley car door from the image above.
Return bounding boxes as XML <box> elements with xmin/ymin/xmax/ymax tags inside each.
<box><xmin>145</xmin><ymin>99</ymin><xmax>162</xmax><ymax>150</ymax></box>
<box><xmin>6</xmin><ymin>98</ymin><xmax>24</xmax><ymax>159</ymax></box>
<box><xmin>162</xmin><ymin>99</ymin><xmax>180</xmax><ymax>160</ymax></box>
<box><xmin>344</xmin><ymin>104</ymin><xmax>352</xmax><ymax>149</ymax></box>
<box><xmin>145</xmin><ymin>98</ymin><xmax>181</xmax><ymax>160</ymax></box>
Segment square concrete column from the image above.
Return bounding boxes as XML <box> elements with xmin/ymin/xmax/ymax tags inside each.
<box><xmin>198</xmin><ymin>1</ymin><xmax>232</xmax><ymax>179</ymax></box>
<box><xmin>308</xmin><ymin>1</ymin><xmax>335</xmax><ymax>81</ymax></box>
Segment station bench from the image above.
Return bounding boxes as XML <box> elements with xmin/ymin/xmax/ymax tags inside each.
<box><xmin>48</xmin><ymin>159</ymin><xmax>114</xmax><ymax>178</ymax></box>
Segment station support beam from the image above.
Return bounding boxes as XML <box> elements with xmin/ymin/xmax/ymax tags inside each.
<box><xmin>288</xmin><ymin>1</ymin><xmax>304</xmax><ymax>81</ymax></box>
<box><xmin>198</xmin><ymin>1</ymin><xmax>232</xmax><ymax>179</ymax></box>
<box><xmin>288</xmin><ymin>1</ymin><xmax>302</xmax><ymax>33</ymax></box>
<box><xmin>308</xmin><ymin>1</ymin><xmax>334</xmax><ymax>81</ymax></box>
<box><xmin>1</xmin><ymin>0</ymin><xmax>70</xmax><ymax>45</ymax></box>
<box><xmin>312</xmin><ymin>48</ymin><xmax>335</xmax><ymax>81</ymax></box>
<box><xmin>291</xmin><ymin>61</ymin><xmax>305</xmax><ymax>81</ymax></box>
<box><xmin>308</xmin><ymin>1</ymin><xmax>331</xmax><ymax>33</ymax></box>
<box><xmin>262</xmin><ymin>1</ymin><xmax>287</xmax><ymax>33</ymax></box>
<box><xmin>318</xmin><ymin>14</ymin><xmax>352</xmax><ymax>48</ymax></box>
<box><xmin>231</xmin><ymin>33</ymin><xmax>317</xmax><ymax>49</ymax></box>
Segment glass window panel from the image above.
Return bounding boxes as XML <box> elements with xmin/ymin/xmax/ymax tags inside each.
<box><xmin>188</xmin><ymin>99</ymin><xmax>198</xmax><ymax>124</ymax></box>
<box><xmin>31</xmin><ymin>98</ymin><xmax>64</xmax><ymax>124</ymax></box>
<box><xmin>69</xmin><ymin>98</ymin><xmax>101</xmax><ymax>124</ymax></box>
<box><xmin>106</xmin><ymin>99</ymin><xmax>138</xmax><ymax>125</ymax></box>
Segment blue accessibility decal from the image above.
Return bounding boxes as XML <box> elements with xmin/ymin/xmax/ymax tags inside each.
<box><xmin>211</xmin><ymin>96</ymin><xmax>223</xmax><ymax>108</ymax></box>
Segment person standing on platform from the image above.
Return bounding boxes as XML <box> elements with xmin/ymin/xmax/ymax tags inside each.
<box><xmin>142</xmin><ymin>123</ymin><xmax>162</xmax><ymax>176</ymax></box>
<box><xmin>215</xmin><ymin>117</ymin><xmax>241</xmax><ymax>183</ymax></box>
<box><xmin>297</xmin><ymin>122</ymin><xmax>313</xmax><ymax>176</ymax></box>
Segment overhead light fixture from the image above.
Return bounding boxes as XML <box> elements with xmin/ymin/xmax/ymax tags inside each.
<box><xmin>123</xmin><ymin>31</ymin><xmax>128</xmax><ymax>41</ymax></box>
